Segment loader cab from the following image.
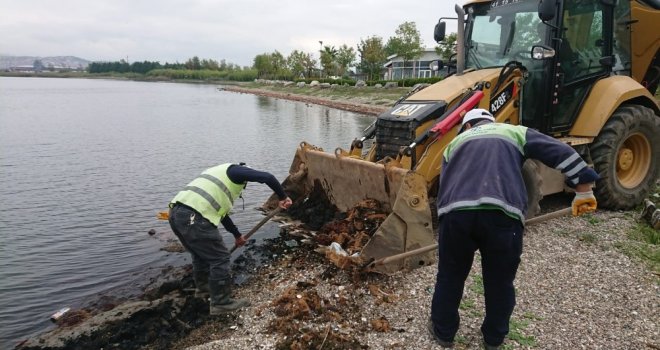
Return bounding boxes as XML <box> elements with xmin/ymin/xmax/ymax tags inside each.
<box><xmin>462</xmin><ymin>0</ymin><xmax>619</xmax><ymax>134</ymax></box>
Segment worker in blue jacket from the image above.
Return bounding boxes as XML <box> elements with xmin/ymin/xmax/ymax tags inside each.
<box><xmin>428</xmin><ymin>109</ymin><xmax>599</xmax><ymax>349</ymax></box>
<box><xmin>169</xmin><ymin>163</ymin><xmax>292</xmax><ymax>315</ymax></box>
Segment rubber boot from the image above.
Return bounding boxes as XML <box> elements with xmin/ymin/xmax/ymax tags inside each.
<box><xmin>193</xmin><ymin>271</ymin><xmax>210</xmax><ymax>299</ymax></box>
<box><xmin>208</xmin><ymin>279</ymin><xmax>250</xmax><ymax>315</ymax></box>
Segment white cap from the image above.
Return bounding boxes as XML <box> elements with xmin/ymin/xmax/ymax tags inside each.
<box><xmin>461</xmin><ymin>108</ymin><xmax>495</xmax><ymax>127</ymax></box>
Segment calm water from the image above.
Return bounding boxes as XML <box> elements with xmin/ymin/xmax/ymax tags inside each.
<box><xmin>0</xmin><ymin>77</ymin><xmax>374</xmax><ymax>347</ymax></box>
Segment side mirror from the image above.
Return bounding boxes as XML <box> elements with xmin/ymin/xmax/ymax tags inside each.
<box><xmin>532</xmin><ymin>45</ymin><xmax>556</xmax><ymax>60</ymax></box>
<box><xmin>538</xmin><ymin>0</ymin><xmax>556</xmax><ymax>22</ymax></box>
<box><xmin>434</xmin><ymin>21</ymin><xmax>446</xmax><ymax>42</ymax></box>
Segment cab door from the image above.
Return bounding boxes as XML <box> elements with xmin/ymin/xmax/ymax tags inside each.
<box><xmin>549</xmin><ymin>0</ymin><xmax>614</xmax><ymax>134</ymax></box>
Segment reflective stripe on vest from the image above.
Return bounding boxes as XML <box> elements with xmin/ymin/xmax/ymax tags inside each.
<box><xmin>443</xmin><ymin>123</ymin><xmax>528</xmax><ymax>163</ymax></box>
<box><xmin>170</xmin><ymin>163</ymin><xmax>245</xmax><ymax>226</ymax></box>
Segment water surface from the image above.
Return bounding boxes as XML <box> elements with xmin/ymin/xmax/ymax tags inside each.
<box><xmin>0</xmin><ymin>77</ymin><xmax>374</xmax><ymax>347</ymax></box>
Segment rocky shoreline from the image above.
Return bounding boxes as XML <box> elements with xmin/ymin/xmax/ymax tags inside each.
<box><xmin>219</xmin><ymin>86</ymin><xmax>390</xmax><ymax>116</ymax></box>
<box><xmin>16</xmin><ymin>88</ymin><xmax>659</xmax><ymax>350</ymax></box>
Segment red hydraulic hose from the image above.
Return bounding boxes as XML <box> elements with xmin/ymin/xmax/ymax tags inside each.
<box><xmin>429</xmin><ymin>90</ymin><xmax>484</xmax><ymax>137</ymax></box>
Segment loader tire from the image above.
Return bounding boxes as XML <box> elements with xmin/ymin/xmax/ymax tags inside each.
<box><xmin>522</xmin><ymin>159</ymin><xmax>543</xmax><ymax>219</ymax></box>
<box><xmin>590</xmin><ymin>105</ymin><xmax>660</xmax><ymax>210</ymax></box>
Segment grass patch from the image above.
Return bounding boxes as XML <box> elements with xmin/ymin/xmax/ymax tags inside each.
<box><xmin>629</xmin><ymin>223</ymin><xmax>660</xmax><ymax>245</ymax></box>
<box><xmin>582</xmin><ymin>214</ymin><xmax>601</xmax><ymax>225</ymax></box>
<box><xmin>522</xmin><ymin>312</ymin><xmax>543</xmax><ymax>321</ymax></box>
<box><xmin>578</xmin><ymin>232</ymin><xmax>598</xmax><ymax>244</ymax></box>
<box><xmin>459</xmin><ymin>298</ymin><xmax>476</xmax><ymax>310</ymax></box>
<box><xmin>470</xmin><ymin>274</ymin><xmax>485</xmax><ymax>295</ymax></box>
<box><xmin>613</xmin><ymin>181</ymin><xmax>659</xmax><ymax>273</ymax></box>
<box><xmin>507</xmin><ymin>317</ymin><xmax>538</xmax><ymax>347</ymax></box>
<box><xmin>618</xmin><ymin>223</ymin><xmax>660</xmax><ymax>274</ymax></box>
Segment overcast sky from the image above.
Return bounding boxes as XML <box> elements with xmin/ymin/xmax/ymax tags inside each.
<box><xmin>0</xmin><ymin>0</ymin><xmax>459</xmax><ymax>66</ymax></box>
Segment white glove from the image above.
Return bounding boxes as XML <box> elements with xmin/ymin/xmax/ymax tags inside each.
<box><xmin>572</xmin><ymin>191</ymin><xmax>597</xmax><ymax>216</ymax></box>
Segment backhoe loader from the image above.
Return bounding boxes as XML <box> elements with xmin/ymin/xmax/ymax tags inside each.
<box><xmin>265</xmin><ymin>0</ymin><xmax>660</xmax><ymax>274</ymax></box>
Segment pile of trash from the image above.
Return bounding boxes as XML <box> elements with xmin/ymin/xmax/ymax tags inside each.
<box><xmin>287</xmin><ymin>180</ymin><xmax>339</xmax><ymax>230</ymax></box>
<box><xmin>312</xmin><ymin>199</ymin><xmax>388</xmax><ymax>269</ymax></box>
<box><xmin>283</xmin><ymin>180</ymin><xmax>390</xmax><ymax>270</ymax></box>
<box><xmin>266</xmin><ymin>280</ymin><xmax>365</xmax><ymax>349</ymax></box>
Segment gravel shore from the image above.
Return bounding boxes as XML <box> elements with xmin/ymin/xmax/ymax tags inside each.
<box><xmin>173</xmin><ymin>199</ymin><xmax>658</xmax><ymax>350</ymax></box>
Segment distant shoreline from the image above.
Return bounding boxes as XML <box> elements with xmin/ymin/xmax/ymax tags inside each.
<box><xmin>1</xmin><ymin>73</ymin><xmax>399</xmax><ymax>116</ymax></box>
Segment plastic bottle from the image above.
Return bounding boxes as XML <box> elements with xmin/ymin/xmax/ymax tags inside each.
<box><xmin>50</xmin><ymin>307</ymin><xmax>70</xmax><ymax>322</ymax></box>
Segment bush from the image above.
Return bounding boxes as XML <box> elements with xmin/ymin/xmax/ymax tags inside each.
<box><xmin>146</xmin><ymin>68</ymin><xmax>258</xmax><ymax>82</ymax></box>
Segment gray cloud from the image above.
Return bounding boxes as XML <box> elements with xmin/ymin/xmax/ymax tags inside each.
<box><xmin>0</xmin><ymin>0</ymin><xmax>458</xmax><ymax>66</ymax></box>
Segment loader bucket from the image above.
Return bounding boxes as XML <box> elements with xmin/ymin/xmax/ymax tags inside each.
<box><xmin>265</xmin><ymin>142</ymin><xmax>436</xmax><ymax>274</ymax></box>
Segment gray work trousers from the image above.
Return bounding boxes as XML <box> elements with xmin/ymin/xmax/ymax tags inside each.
<box><xmin>168</xmin><ymin>204</ymin><xmax>231</xmax><ymax>284</ymax></box>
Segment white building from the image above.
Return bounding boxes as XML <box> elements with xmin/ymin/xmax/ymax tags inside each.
<box><xmin>383</xmin><ymin>49</ymin><xmax>446</xmax><ymax>80</ymax></box>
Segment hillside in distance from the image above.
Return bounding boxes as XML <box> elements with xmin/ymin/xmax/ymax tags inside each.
<box><xmin>0</xmin><ymin>55</ymin><xmax>90</xmax><ymax>69</ymax></box>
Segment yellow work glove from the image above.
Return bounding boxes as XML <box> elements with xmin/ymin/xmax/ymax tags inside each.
<box><xmin>572</xmin><ymin>191</ymin><xmax>597</xmax><ymax>216</ymax></box>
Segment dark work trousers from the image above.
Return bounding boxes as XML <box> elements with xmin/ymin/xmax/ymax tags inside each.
<box><xmin>168</xmin><ymin>204</ymin><xmax>231</xmax><ymax>284</ymax></box>
<box><xmin>430</xmin><ymin>210</ymin><xmax>523</xmax><ymax>346</ymax></box>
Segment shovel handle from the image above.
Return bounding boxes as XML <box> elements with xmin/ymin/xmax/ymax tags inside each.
<box><xmin>230</xmin><ymin>207</ymin><xmax>282</xmax><ymax>253</ymax></box>
<box><xmin>364</xmin><ymin>207</ymin><xmax>573</xmax><ymax>271</ymax></box>
<box><xmin>365</xmin><ymin>243</ymin><xmax>438</xmax><ymax>270</ymax></box>
<box><xmin>524</xmin><ymin>207</ymin><xmax>572</xmax><ymax>225</ymax></box>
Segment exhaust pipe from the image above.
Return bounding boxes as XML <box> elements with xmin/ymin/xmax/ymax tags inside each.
<box><xmin>455</xmin><ymin>4</ymin><xmax>466</xmax><ymax>76</ymax></box>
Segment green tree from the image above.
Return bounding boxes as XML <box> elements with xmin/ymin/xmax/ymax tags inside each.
<box><xmin>253</xmin><ymin>53</ymin><xmax>274</xmax><ymax>78</ymax></box>
<box><xmin>201</xmin><ymin>58</ymin><xmax>220</xmax><ymax>70</ymax></box>
<box><xmin>287</xmin><ymin>50</ymin><xmax>310</xmax><ymax>78</ymax></box>
<box><xmin>253</xmin><ymin>51</ymin><xmax>290</xmax><ymax>79</ymax></box>
<box><xmin>386</xmin><ymin>21</ymin><xmax>424</xmax><ymax>79</ymax></box>
<box><xmin>336</xmin><ymin>44</ymin><xmax>356</xmax><ymax>77</ymax></box>
<box><xmin>435</xmin><ymin>32</ymin><xmax>457</xmax><ymax>61</ymax></box>
<box><xmin>357</xmin><ymin>36</ymin><xmax>387</xmax><ymax>81</ymax></box>
<box><xmin>320</xmin><ymin>45</ymin><xmax>337</xmax><ymax>77</ymax></box>
<box><xmin>301</xmin><ymin>53</ymin><xmax>317</xmax><ymax>79</ymax></box>
<box><xmin>270</xmin><ymin>50</ymin><xmax>289</xmax><ymax>79</ymax></box>
<box><xmin>185</xmin><ymin>56</ymin><xmax>201</xmax><ymax>70</ymax></box>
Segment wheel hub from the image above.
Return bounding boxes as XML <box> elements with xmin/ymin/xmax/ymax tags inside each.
<box><xmin>616</xmin><ymin>133</ymin><xmax>651</xmax><ymax>189</ymax></box>
<box><xmin>617</xmin><ymin>148</ymin><xmax>634</xmax><ymax>171</ymax></box>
